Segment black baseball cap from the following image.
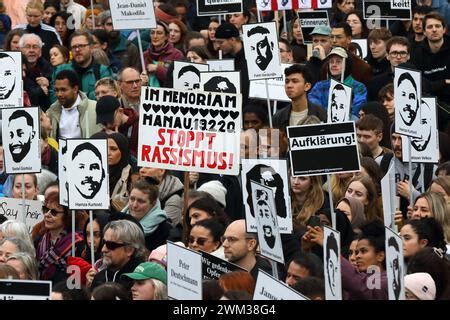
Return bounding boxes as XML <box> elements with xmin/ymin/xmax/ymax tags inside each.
<box><xmin>215</xmin><ymin>22</ymin><xmax>240</xmax><ymax>39</ymax></box>
<box><xmin>96</xmin><ymin>95</ymin><xmax>121</xmax><ymax>124</ymax></box>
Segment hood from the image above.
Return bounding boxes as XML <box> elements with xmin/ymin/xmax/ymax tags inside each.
<box><xmin>159</xmin><ymin>175</ymin><xmax>183</xmax><ymax>199</ymax></box>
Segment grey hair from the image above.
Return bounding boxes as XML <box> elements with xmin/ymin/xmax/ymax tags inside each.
<box><xmin>18</xmin><ymin>33</ymin><xmax>43</xmax><ymax>49</ymax></box>
<box><xmin>0</xmin><ymin>237</ymin><xmax>36</xmax><ymax>258</ymax></box>
<box><xmin>0</xmin><ymin>221</ymin><xmax>33</xmax><ymax>245</ymax></box>
<box><xmin>104</xmin><ymin>220</ymin><xmax>146</xmax><ymax>259</ymax></box>
<box><xmin>150</xmin><ymin>279</ymin><xmax>168</xmax><ymax>300</ymax></box>
<box><xmin>116</xmin><ymin>67</ymin><xmax>140</xmax><ymax>82</ymax></box>
<box><xmin>6</xmin><ymin>252</ymin><xmax>39</xmax><ymax>280</ymax></box>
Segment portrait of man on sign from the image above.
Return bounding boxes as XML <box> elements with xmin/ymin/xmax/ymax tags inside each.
<box><xmin>247</xmin><ymin>26</ymin><xmax>274</xmax><ymax>71</ymax></box>
<box><xmin>7</xmin><ymin>109</ymin><xmax>36</xmax><ymax>163</ymax></box>
<box><xmin>397</xmin><ymin>72</ymin><xmax>419</xmax><ymax>127</ymax></box>
<box><xmin>0</xmin><ymin>52</ymin><xmax>18</xmax><ymax>100</ymax></box>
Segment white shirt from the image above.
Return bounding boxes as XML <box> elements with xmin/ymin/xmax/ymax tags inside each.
<box><xmin>289</xmin><ymin>109</ymin><xmax>308</xmax><ymax>126</ymax></box>
<box><xmin>59</xmin><ymin>95</ymin><xmax>82</xmax><ymax>139</ymax></box>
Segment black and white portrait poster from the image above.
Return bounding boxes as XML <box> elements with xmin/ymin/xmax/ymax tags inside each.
<box><xmin>381</xmin><ymin>162</ymin><xmax>396</xmax><ymax>229</ymax></box>
<box><xmin>58</xmin><ymin>139</ymin><xmax>68</xmax><ymax>206</ymax></box>
<box><xmin>254</xmin><ymin>270</ymin><xmax>309</xmax><ymax>300</ymax></box>
<box><xmin>242</xmin><ymin>22</ymin><xmax>282</xmax><ymax>81</ymax></box>
<box><xmin>385</xmin><ymin>227</ymin><xmax>405</xmax><ymax>300</ymax></box>
<box><xmin>317</xmin><ymin>0</ymin><xmax>332</xmax><ymax>8</ymax></box>
<box><xmin>249</xmin><ymin>63</ymin><xmax>292</xmax><ymax>102</ymax></box>
<box><xmin>250</xmin><ymin>181</ymin><xmax>284</xmax><ymax>264</ymax></box>
<box><xmin>2</xmin><ymin>107</ymin><xmax>41</xmax><ymax>174</ymax></box>
<box><xmin>394</xmin><ymin>67</ymin><xmax>422</xmax><ymax>138</ymax></box>
<box><xmin>0</xmin><ymin>52</ymin><xmax>22</xmax><ymax>108</ymax></box>
<box><xmin>138</xmin><ymin>87</ymin><xmax>242</xmax><ymax>175</ymax></box>
<box><xmin>200</xmin><ymin>71</ymin><xmax>241</xmax><ymax>94</ymax></box>
<box><xmin>173</xmin><ymin>61</ymin><xmax>209</xmax><ymax>91</ymax></box>
<box><xmin>66</xmin><ymin>139</ymin><xmax>110</xmax><ymax>210</ymax></box>
<box><xmin>401</xmin><ymin>97</ymin><xmax>439</xmax><ymax>163</ymax></box>
<box><xmin>287</xmin><ymin>122</ymin><xmax>360</xmax><ymax>176</ymax></box>
<box><xmin>242</xmin><ymin>158</ymin><xmax>292</xmax><ymax>234</ymax></box>
<box><xmin>351</xmin><ymin>39</ymin><xmax>368</xmax><ymax>59</ymax></box>
<box><xmin>323</xmin><ymin>226</ymin><xmax>342</xmax><ymax>300</ymax></box>
<box><xmin>109</xmin><ymin>0</ymin><xmax>156</xmax><ymax>30</ymax></box>
<box><xmin>327</xmin><ymin>79</ymin><xmax>352</xmax><ymax>123</ymax></box>
<box><xmin>298</xmin><ymin>0</ymin><xmax>312</xmax><ymax>8</ymax></box>
<box><xmin>205</xmin><ymin>59</ymin><xmax>235</xmax><ymax>72</ymax></box>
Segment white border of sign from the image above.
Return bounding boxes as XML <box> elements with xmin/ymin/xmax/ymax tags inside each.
<box><xmin>109</xmin><ymin>0</ymin><xmax>156</xmax><ymax>30</ymax></box>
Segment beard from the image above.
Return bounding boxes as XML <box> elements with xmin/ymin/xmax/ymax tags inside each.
<box><xmin>0</xmin><ymin>81</ymin><xmax>16</xmax><ymax>100</ymax></box>
<box><xmin>75</xmin><ymin>176</ymin><xmax>102</xmax><ymax>199</ymax></box>
<box><xmin>9</xmin><ymin>138</ymin><xmax>32</xmax><ymax>162</ymax></box>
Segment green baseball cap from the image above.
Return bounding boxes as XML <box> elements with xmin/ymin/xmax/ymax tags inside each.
<box><xmin>123</xmin><ymin>262</ymin><xmax>167</xmax><ymax>285</ymax></box>
<box><xmin>310</xmin><ymin>26</ymin><xmax>332</xmax><ymax>36</ymax></box>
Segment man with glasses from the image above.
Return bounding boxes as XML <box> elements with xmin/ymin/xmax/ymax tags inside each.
<box><xmin>222</xmin><ymin>219</ymin><xmax>272</xmax><ymax>280</ymax></box>
<box><xmin>118</xmin><ymin>67</ymin><xmax>144</xmax><ymax>112</ymax></box>
<box><xmin>50</xmin><ymin>31</ymin><xmax>113</xmax><ymax>102</ymax></box>
<box><xmin>90</xmin><ymin>220</ymin><xmax>146</xmax><ymax>291</ymax></box>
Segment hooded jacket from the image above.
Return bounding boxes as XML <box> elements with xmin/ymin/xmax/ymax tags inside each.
<box><xmin>159</xmin><ymin>175</ymin><xmax>184</xmax><ymax>226</ymax></box>
<box><xmin>91</xmin><ymin>256</ymin><xmax>143</xmax><ymax>291</ymax></box>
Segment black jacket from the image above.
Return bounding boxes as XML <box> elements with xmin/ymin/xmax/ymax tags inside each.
<box><xmin>365</xmin><ymin>55</ymin><xmax>390</xmax><ymax>77</ymax></box>
<box><xmin>226</xmin><ymin>47</ymin><xmax>250</xmax><ymax>107</ymax></box>
<box><xmin>144</xmin><ymin>220</ymin><xmax>172</xmax><ymax>252</ymax></box>
<box><xmin>272</xmin><ymin>101</ymin><xmax>327</xmax><ymax>134</ymax></box>
<box><xmin>24</xmin><ymin>57</ymin><xmax>53</xmax><ymax>111</ymax></box>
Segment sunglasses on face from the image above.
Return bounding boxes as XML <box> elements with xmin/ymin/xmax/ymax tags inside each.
<box><xmin>188</xmin><ymin>236</ymin><xmax>210</xmax><ymax>246</ymax></box>
<box><xmin>103</xmin><ymin>240</ymin><xmax>128</xmax><ymax>250</ymax></box>
<box><xmin>43</xmin><ymin>205</ymin><xmax>65</xmax><ymax>217</ymax></box>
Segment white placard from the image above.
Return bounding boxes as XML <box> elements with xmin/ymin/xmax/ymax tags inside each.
<box><xmin>323</xmin><ymin>226</ymin><xmax>342</xmax><ymax>300</ymax></box>
<box><xmin>351</xmin><ymin>39</ymin><xmax>368</xmax><ymax>59</ymax></box>
<box><xmin>277</xmin><ymin>0</ymin><xmax>293</xmax><ymax>10</ymax></box>
<box><xmin>66</xmin><ymin>139</ymin><xmax>110</xmax><ymax>210</ymax></box>
<box><xmin>2</xmin><ymin>107</ymin><xmax>41</xmax><ymax>174</ymax></box>
<box><xmin>250</xmin><ymin>181</ymin><xmax>284</xmax><ymax>264</ymax></box>
<box><xmin>242</xmin><ymin>22</ymin><xmax>282</xmax><ymax>80</ymax></box>
<box><xmin>394</xmin><ymin>67</ymin><xmax>422</xmax><ymax>138</ymax></box>
<box><xmin>200</xmin><ymin>71</ymin><xmax>241</xmax><ymax>94</ymax></box>
<box><xmin>298</xmin><ymin>0</ymin><xmax>312</xmax><ymax>8</ymax></box>
<box><xmin>327</xmin><ymin>79</ymin><xmax>352</xmax><ymax>123</ymax></box>
<box><xmin>0</xmin><ymin>197</ymin><xmax>43</xmax><ymax>233</ymax></box>
<box><xmin>254</xmin><ymin>270</ymin><xmax>309</xmax><ymax>300</ymax></box>
<box><xmin>138</xmin><ymin>87</ymin><xmax>242</xmax><ymax>175</ymax></box>
<box><xmin>206</xmin><ymin>59</ymin><xmax>235</xmax><ymax>71</ymax></box>
<box><xmin>0</xmin><ymin>52</ymin><xmax>22</xmax><ymax>108</ymax></box>
<box><xmin>173</xmin><ymin>61</ymin><xmax>209</xmax><ymax>91</ymax></box>
<box><xmin>385</xmin><ymin>227</ymin><xmax>405</xmax><ymax>300</ymax></box>
<box><xmin>256</xmin><ymin>0</ymin><xmax>273</xmax><ymax>10</ymax></box>
<box><xmin>167</xmin><ymin>241</ymin><xmax>202</xmax><ymax>300</ymax></box>
<box><xmin>249</xmin><ymin>63</ymin><xmax>292</xmax><ymax>102</ymax></box>
<box><xmin>242</xmin><ymin>159</ymin><xmax>292</xmax><ymax>234</ymax></box>
<box><xmin>109</xmin><ymin>0</ymin><xmax>156</xmax><ymax>30</ymax></box>
<box><xmin>0</xmin><ymin>279</ymin><xmax>51</xmax><ymax>300</ymax></box>
<box><xmin>317</xmin><ymin>0</ymin><xmax>332</xmax><ymax>8</ymax></box>
<box><xmin>58</xmin><ymin>139</ymin><xmax>68</xmax><ymax>206</ymax></box>
<box><xmin>381</xmin><ymin>162</ymin><xmax>396</xmax><ymax>229</ymax></box>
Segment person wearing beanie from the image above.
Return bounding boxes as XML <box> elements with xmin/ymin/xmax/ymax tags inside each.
<box><xmin>405</xmin><ymin>272</ymin><xmax>436</xmax><ymax>300</ymax></box>
<box><xmin>214</xmin><ymin>22</ymin><xmax>250</xmax><ymax>106</ymax></box>
<box><xmin>123</xmin><ymin>262</ymin><xmax>168</xmax><ymax>300</ymax></box>
<box><xmin>197</xmin><ymin>180</ymin><xmax>227</xmax><ymax>208</ymax></box>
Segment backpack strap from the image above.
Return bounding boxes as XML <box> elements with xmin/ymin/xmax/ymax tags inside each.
<box><xmin>380</xmin><ymin>152</ymin><xmax>394</xmax><ymax>176</ymax></box>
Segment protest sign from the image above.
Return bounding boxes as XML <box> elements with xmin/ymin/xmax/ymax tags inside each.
<box><xmin>250</xmin><ymin>181</ymin><xmax>284</xmax><ymax>264</ymax></box>
<box><xmin>257</xmin><ymin>0</ymin><xmax>300</xmax><ymax>11</ymax></box>
<box><xmin>249</xmin><ymin>63</ymin><xmax>292</xmax><ymax>102</ymax></box>
<box><xmin>0</xmin><ymin>197</ymin><xmax>43</xmax><ymax>232</ymax></box>
<box><xmin>381</xmin><ymin>162</ymin><xmax>396</xmax><ymax>229</ymax></box>
<box><xmin>0</xmin><ymin>279</ymin><xmax>51</xmax><ymax>300</ymax></box>
<box><xmin>109</xmin><ymin>0</ymin><xmax>156</xmax><ymax>30</ymax></box>
<box><xmin>242</xmin><ymin>159</ymin><xmax>292</xmax><ymax>234</ymax></box>
<box><xmin>0</xmin><ymin>52</ymin><xmax>22</xmax><ymax>108</ymax></box>
<box><xmin>58</xmin><ymin>139</ymin><xmax>68</xmax><ymax>206</ymax></box>
<box><xmin>323</xmin><ymin>226</ymin><xmax>342</xmax><ymax>300</ymax></box>
<box><xmin>201</xmin><ymin>251</ymin><xmax>246</xmax><ymax>280</ymax></box>
<box><xmin>2</xmin><ymin>107</ymin><xmax>41</xmax><ymax>174</ymax></box>
<box><xmin>386</xmin><ymin>227</ymin><xmax>405</xmax><ymax>300</ymax></box>
<box><xmin>66</xmin><ymin>139</ymin><xmax>110</xmax><ymax>210</ymax></box>
<box><xmin>200</xmin><ymin>71</ymin><xmax>241</xmax><ymax>94</ymax></box>
<box><xmin>242</xmin><ymin>22</ymin><xmax>282</xmax><ymax>80</ymax></box>
<box><xmin>327</xmin><ymin>79</ymin><xmax>352</xmax><ymax>123</ymax></box>
<box><xmin>167</xmin><ymin>241</ymin><xmax>202</xmax><ymax>300</ymax></box>
<box><xmin>197</xmin><ymin>0</ymin><xmax>242</xmax><ymax>16</ymax></box>
<box><xmin>287</xmin><ymin>122</ymin><xmax>360</xmax><ymax>176</ymax></box>
<box><xmin>138</xmin><ymin>87</ymin><xmax>242</xmax><ymax>175</ymax></box>
<box><xmin>351</xmin><ymin>39</ymin><xmax>368</xmax><ymax>59</ymax></box>
<box><xmin>254</xmin><ymin>270</ymin><xmax>308</xmax><ymax>300</ymax></box>
<box><xmin>363</xmin><ymin>0</ymin><xmax>411</xmax><ymax>20</ymax></box>
<box><xmin>173</xmin><ymin>61</ymin><xmax>209</xmax><ymax>91</ymax></box>
<box><xmin>205</xmin><ymin>59</ymin><xmax>235</xmax><ymax>72</ymax></box>
<box><xmin>297</xmin><ymin>11</ymin><xmax>330</xmax><ymax>44</ymax></box>
<box><xmin>394</xmin><ymin>67</ymin><xmax>422</xmax><ymax>138</ymax></box>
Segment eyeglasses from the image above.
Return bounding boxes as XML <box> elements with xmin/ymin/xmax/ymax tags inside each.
<box><xmin>122</xmin><ymin>79</ymin><xmax>141</xmax><ymax>85</ymax></box>
<box><xmin>70</xmin><ymin>43</ymin><xmax>90</xmax><ymax>51</ymax></box>
<box><xmin>103</xmin><ymin>240</ymin><xmax>129</xmax><ymax>250</ymax></box>
<box><xmin>188</xmin><ymin>236</ymin><xmax>210</xmax><ymax>246</ymax></box>
<box><xmin>389</xmin><ymin>51</ymin><xmax>408</xmax><ymax>57</ymax></box>
<box><xmin>43</xmin><ymin>205</ymin><xmax>65</xmax><ymax>217</ymax></box>
<box><xmin>279</xmin><ymin>49</ymin><xmax>291</xmax><ymax>53</ymax></box>
<box><xmin>221</xmin><ymin>236</ymin><xmax>254</xmax><ymax>244</ymax></box>
<box><xmin>23</xmin><ymin>45</ymin><xmax>40</xmax><ymax>50</ymax></box>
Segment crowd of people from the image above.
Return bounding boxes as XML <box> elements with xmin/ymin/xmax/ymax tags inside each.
<box><xmin>0</xmin><ymin>0</ymin><xmax>449</xmax><ymax>301</ymax></box>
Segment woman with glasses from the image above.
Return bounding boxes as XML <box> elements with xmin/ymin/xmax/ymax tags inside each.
<box><xmin>34</xmin><ymin>185</ymin><xmax>86</xmax><ymax>283</ymax></box>
<box><xmin>122</xmin><ymin>178</ymin><xmax>172</xmax><ymax>252</ymax></box>
<box><xmin>143</xmin><ymin>20</ymin><xmax>184</xmax><ymax>87</ymax></box>
<box><xmin>188</xmin><ymin>218</ymin><xmax>225</xmax><ymax>259</ymax></box>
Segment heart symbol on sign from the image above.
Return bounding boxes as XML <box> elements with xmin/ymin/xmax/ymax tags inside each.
<box><xmin>230</xmin><ymin>111</ymin><xmax>239</xmax><ymax>120</ymax></box>
<box><xmin>220</xmin><ymin>110</ymin><xmax>229</xmax><ymax>118</ymax></box>
<box><xmin>180</xmin><ymin>107</ymin><xmax>189</xmax><ymax>115</ymax></box>
<box><xmin>162</xmin><ymin>106</ymin><xmax>170</xmax><ymax>114</ymax></box>
<box><xmin>152</xmin><ymin>105</ymin><xmax>160</xmax><ymax>113</ymax></box>
<box><xmin>190</xmin><ymin>108</ymin><xmax>199</xmax><ymax>116</ymax></box>
<box><xmin>143</xmin><ymin>103</ymin><xmax>151</xmax><ymax>112</ymax></box>
<box><xmin>171</xmin><ymin>106</ymin><xmax>179</xmax><ymax>114</ymax></box>
<box><xmin>210</xmin><ymin>109</ymin><xmax>219</xmax><ymax>118</ymax></box>
<box><xmin>199</xmin><ymin>108</ymin><xmax>209</xmax><ymax>117</ymax></box>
